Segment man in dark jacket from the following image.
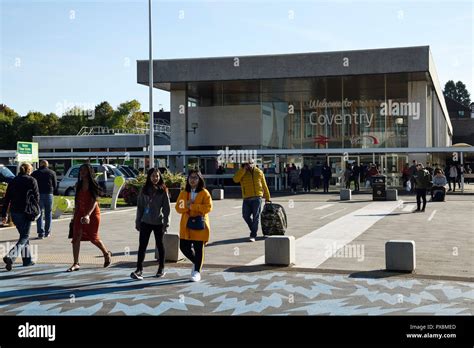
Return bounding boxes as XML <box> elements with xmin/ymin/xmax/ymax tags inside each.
<box><xmin>413</xmin><ymin>163</ymin><xmax>432</xmax><ymax>213</ymax></box>
<box><xmin>32</xmin><ymin>160</ymin><xmax>57</xmax><ymax>238</ymax></box>
<box><xmin>322</xmin><ymin>163</ymin><xmax>332</xmax><ymax>193</ymax></box>
<box><xmin>1</xmin><ymin>163</ymin><xmax>40</xmax><ymax>271</ymax></box>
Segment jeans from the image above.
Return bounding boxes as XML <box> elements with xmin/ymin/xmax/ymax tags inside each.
<box><xmin>37</xmin><ymin>193</ymin><xmax>53</xmax><ymax>236</ymax></box>
<box><xmin>8</xmin><ymin>212</ymin><xmax>33</xmax><ymax>264</ymax></box>
<box><xmin>242</xmin><ymin>197</ymin><xmax>262</xmax><ymax>238</ymax></box>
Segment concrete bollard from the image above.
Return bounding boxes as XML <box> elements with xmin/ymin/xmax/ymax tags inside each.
<box><xmin>53</xmin><ymin>197</ymin><xmax>74</xmax><ymax>219</ymax></box>
<box><xmin>211</xmin><ymin>189</ymin><xmax>224</xmax><ymax>200</ymax></box>
<box><xmin>385</xmin><ymin>240</ymin><xmax>416</xmax><ymax>272</ymax></box>
<box><xmin>265</xmin><ymin>235</ymin><xmax>295</xmax><ymax>266</ymax></box>
<box><xmin>386</xmin><ymin>189</ymin><xmax>398</xmax><ymax>201</ymax></box>
<box><xmin>340</xmin><ymin>188</ymin><xmax>352</xmax><ymax>201</ymax></box>
<box><xmin>155</xmin><ymin>233</ymin><xmax>185</xmax><ymax>262</ymax></box>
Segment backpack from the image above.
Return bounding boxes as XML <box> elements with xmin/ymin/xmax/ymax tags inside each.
<box><xmin>25</xmin><ymin>188</ymin><xmax>40</xmax><ymax>221</ymax></box>
<box><xmin>261</xmin><ymin>202</ymin><xmax>287</xmax><ymax>236</ymax></box>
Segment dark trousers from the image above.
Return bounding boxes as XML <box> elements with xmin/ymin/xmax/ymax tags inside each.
<box><xmin>242</xmin><ymin>197</ymin><xmax>262</xmax><ymax>238</ymax></box>
<box><xmin>8</xmin><ymin>212</ymin><xmax>33</xmax><ymax>265</ymax></box>
<box><xmin>137</xmin><ymin>222</ymin><xmax>164</xmax><ymax>271</ymax></box>
<box><xmin>180</xmin><ymin>239</ymin><xmax>204</xmax><ymax>272</ymax></box>
<box><xmin>448</xmin><ymin>178</ymin><xmax>456</xmax><ymax>191</ymax></box>
<box><xmin>98</xmin><ymin>181</ymin><xmax>107</xmax><ymax>196</ymax></box>
<box><xmin>302</xmin><ymin>179</ymin><xmax>311</xmax><ymax>192</ymax></box>
<box><xmin>313</xmin><ymin>176</ymin><xmax>321</xmax><ymax>189</ymax></box>
<box><xmin>323</xmin><ymin>178</ymin><xmax>330</xmax><ymax>192</ymax></box>
<box><xmin>416</xmin><ymin>189</ymin><xmax>427</xmax><ymax>211</ymax></box>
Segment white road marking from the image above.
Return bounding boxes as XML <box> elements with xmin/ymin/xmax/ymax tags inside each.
<box><xmin>233</xmin><ymin>205</ymin><xmax>241</xmax><ymax>209</ymax></box>
<box><xmin>248</xmin><ymin>200</ymin><xmax>403</xmax><ymax>268</ymax></box>
<box><xmin>402</xmin><ymin>204</ymin><xmax>416</xmax><ymax>212</ymax></box>
<box><xmin>314</xmin><ymin>204</ymin><xmax>334</xmax><ymax>210</ymax></box>
<box><xmin>428</xmin><ymin>210</ymin><xmax>437</xmax><ymax>221</ymax></box>
<box><xmin>222</xmin><ymin>213</ymin><xmax>238</xmax><ymax>217</ymax></box>
<box><xmin>319</xmin><ymin>209</ymin><xmax>346</xmax><ymax>219</ymax></box>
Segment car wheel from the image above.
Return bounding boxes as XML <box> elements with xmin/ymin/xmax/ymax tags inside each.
<box><xmin>65</xmin><ymin>188</ymin><xmax>75</xmax><ymax>196</ymax></box>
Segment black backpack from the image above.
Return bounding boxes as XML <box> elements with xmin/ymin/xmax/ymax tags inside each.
<box><xmin>261</xmin><ymin>202</ymin><xmax>287</xmax><ymax>236</ymax></box>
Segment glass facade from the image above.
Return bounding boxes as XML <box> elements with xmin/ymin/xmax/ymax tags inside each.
<box><xmin>187</xmin><ymin>73</ymin><xmax>425</xmax><ymax>150</ymax></box>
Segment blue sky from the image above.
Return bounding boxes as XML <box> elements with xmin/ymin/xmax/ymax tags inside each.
<box><xmin>1</xmin><ymin>0</ymin><xmax>472</xmax><ymax>115</ymax></box>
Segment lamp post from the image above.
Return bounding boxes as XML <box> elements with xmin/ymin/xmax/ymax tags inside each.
<box><xmin>148</xmin><ymin>0</ymin><xmax>154</xmax><ymax>168</ymax></box>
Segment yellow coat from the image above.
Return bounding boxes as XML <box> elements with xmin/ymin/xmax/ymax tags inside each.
<box><xmin>175</xmin><ymin>189</ymin><xmax>213</xmax><ymax>242</ymax></box>
<box><xmin>233</xmin><ymin>167</ymin><xmax>271</xmax><ymax>200</ymax></box>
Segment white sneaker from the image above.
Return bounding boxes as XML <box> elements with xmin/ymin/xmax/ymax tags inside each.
<box><xmin>249</xmin><ymin>237</ymin><xmax>256</xmax><ymax>242</ymax></box>
<box><xmin>191</xmin><ymin>271</ymin><xmax>201</xmax><ymax>282</ymax></box>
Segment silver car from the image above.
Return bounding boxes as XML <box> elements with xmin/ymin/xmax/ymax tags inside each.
<box><xmin>57</xmin><ymin>164</ymin><xmax>126</xmax><ymax>196</ymax></box>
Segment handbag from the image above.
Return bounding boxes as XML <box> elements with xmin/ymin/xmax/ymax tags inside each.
<box><xmin>187</xmin><ymin>215</ymin><xmax>205</xmax><ymax>230</ymax></box>
<box><xmin>186</xmin><ymin>191</ymin><xmax>205</xmax><ymax>230</ymax></box>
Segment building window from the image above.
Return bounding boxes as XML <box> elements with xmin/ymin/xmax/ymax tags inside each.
<box><xmin>458</xmin><ymin>110</ymin><xmax>464</xmax><ymax>117</ymax></box>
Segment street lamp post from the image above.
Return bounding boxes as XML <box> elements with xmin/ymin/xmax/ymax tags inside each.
<box><xmin>148</xmin><ymin>0</ymin><xmax>154</xmax><ymax>168</ymax></box>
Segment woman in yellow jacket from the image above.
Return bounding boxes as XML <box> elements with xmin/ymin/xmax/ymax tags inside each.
<box><xmin>175</xmin><ymin>169</ymin><xmax>213</xmax><ymax>282</ymax></box>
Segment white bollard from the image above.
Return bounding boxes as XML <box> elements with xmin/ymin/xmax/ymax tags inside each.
<box><xmin>211</xmin><ymin>189</ymin><xmax>224</xmax><ymax>200</ymax></box>
<box><xmin>385</xmin><ymin>240</ymin><xmax>416</xmax><ymax>272</ymax></box>
<box><xmin>340</xmin><ymin>189</ymin><xmax>352</xmax><ymax>201</ymax></box>
<box><xmin>386</xmin><ymin>189</ymin><xmax>398</xmax><ymax>201</ymax></box>
<box><xmin>155</xmin><ymin>233</ymin><xmax>185</xmax><ymax>262</ymax></box>
<box><xmin>265</xmin><ymin>236</ymin><xmax>295</xmax><ymax>266</ymax></box>
<box><xmin>111</xmin><ymin>176</ymin><xmax>126</xmax><ymax>210</ymax></box>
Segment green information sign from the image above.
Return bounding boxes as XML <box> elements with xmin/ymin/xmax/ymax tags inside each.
<box><xmin>16</xmin><ymin>141</ymin><xmax>39</xmax><ymax>163</ymax></box>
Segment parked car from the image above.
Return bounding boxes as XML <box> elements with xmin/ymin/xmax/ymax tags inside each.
<box><xmin>57</xmin><ymin>164</ymin><xmax>127</xmax><ymax>196</ymax></box>
<box><xmin>0</xmin><ymin>165</ymin><xmax>15</xmax><ymax>184</ymax></box>
<box><xmin>118</xmin><ymin>165</ymin><xmax>137</xmax><ymax>178</ymax></box>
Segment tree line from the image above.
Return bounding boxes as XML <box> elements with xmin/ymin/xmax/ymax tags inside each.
<box><xmin>0</xmin><ymin>100</ymin><xmax>148</xmax><ymax>149</ymax></box>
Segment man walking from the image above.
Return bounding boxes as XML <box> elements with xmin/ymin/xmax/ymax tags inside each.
<box><xmin>233</xmin><ymin>159</ymin><xmax>271</xmax><ymax>242</ymax></box>
<box><xmin>31</xmin><ymin>160</ymin><xmax>57</xmax><ymax>239</ymax></box>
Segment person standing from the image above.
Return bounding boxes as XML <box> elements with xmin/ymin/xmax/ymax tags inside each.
<box><xmin>233</xmin><ymin>159</ymin><xmax>271</xmax><ymax>242</ymax></box>
<box><xmin>352</xmin><ymin>163</ymin><xmax>360</xmax><ymax>191</ymax></box>
<box><xmin>322</xmin><ymin>163</ymin><xmax>332</xmax><ymax>193</ymax></box>
<box><xmin>300</xmin><ymin>165</ymin><xmax>311</xmax><ymax>192</ymax></box>
<box><xmin>413</xmin><ymin>163</ymin><xmax>431</xmax><ymax>213</ymax></box>
<box><xmin>448</xmin><ymin>164</ymin><xmax>458</xmax><ymax>192</ymax></box>
<box><xmin>97</xmin><ymin>159</ymin><xmax>108</xmax><ymax>196</ymax></box>
<box><xmin>31</xmin><ymin>160</ymin><xmax>57</xmax><ymax>239</ymax></box>
<box><xmin>175</xmin><ymin>170</ymin><xmax>213</xmax><ymax>282</ymax></box>
<box><xmin>431</xmin><ymin>169</ymin><xmax>447</xmax><ymax>201</ymax></box>
<box><xmin>409</xmin><ymin>160</ymin><xmax>417</xmax><ymax>193</ymax></box>
<box><xmin>1</xmin><ymin>163</ymin><xmax>39</xmax><ymax>271</ymax></box>
<box><xmin>289</xmin><ymin>164</ymin><xmax>300</xmax><ymax>194</ymax></box>
<box><xmin>130</xmin><ymin>168</ymin><xmax>170</xmax><ymax>280</ymax></box>
<box><xmin>67</xmin><ymin>164</ymin><xmax>112</xmax><ymax>272</ymax></box>
<box><xmin>311</xmin><ymin>162</ymin><xmax>322</xmax><ymax>190</ymax></box>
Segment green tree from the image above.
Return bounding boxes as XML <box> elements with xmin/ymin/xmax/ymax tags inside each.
<box><xmin>91</xmin><ymin>101</ymin><xmax>114</xmax><ymax>128</ymax></box>
<box><xmin>443</xmin><ymin>80</ymin><xmax>471</xmax><ymax>106</ymax></box>
<box><xmin>0</xmin><ymin>104</ymin><xmax>20</xmax><ymax>149</ymax></box>
<box><xmin>113</xmin><ymin>100</ymin><xmax>142</xmax><ymax>129</ymax></box>
<box><xmin>58</xmin><ymin>107</ymin><xmax>88</xmax><ymax>135</ymax></box>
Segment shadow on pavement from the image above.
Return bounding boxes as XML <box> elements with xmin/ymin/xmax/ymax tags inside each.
<box><xmin>349</xmin><ymin>270</ymin><xmax>412</xmax><ymax>279</ymax></box>
<box><xmin>224</xmin><ymin>264</ymin><xmax>288</xmax><ymax>273</ymax></box>
<box><xmin>206</xmin><ymin>237</ymin><xmax>255</xmax><ymax>246</ymax></box>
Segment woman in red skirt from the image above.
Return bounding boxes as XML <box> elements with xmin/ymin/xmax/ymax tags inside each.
<box><xmin>67</xmin><ymin>164</ymin><xmax>112</xmax><ymax>272</ymax></box>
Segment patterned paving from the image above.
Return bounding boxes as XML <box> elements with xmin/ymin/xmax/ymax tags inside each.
<box><xmin>0</xmin><ymin>264</ymin><xmax>472</xmax><ymax>316</ymax></box>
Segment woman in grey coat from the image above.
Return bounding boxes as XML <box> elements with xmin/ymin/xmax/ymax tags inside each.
<box><xmin>130</xmin><ymin>168</ymin><xmax>170</xmax><ymax>280</ymax></box>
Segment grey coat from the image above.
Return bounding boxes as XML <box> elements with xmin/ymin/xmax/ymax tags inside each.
<box><xmin>135</xmin><ymin>188</ymin><xmax>171</xmax><ymax>229</ymax></box>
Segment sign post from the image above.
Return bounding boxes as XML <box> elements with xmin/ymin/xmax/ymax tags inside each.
<box><xmin>16</xmin><ymin>141</ymin><xmax>39</xmax><ymax>163</ymax></box>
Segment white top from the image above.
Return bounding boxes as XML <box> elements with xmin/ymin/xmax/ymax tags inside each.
<box><xmin>190</xmin><ymin>189</ymin><xmax>197</xmax><ymax>202</ymax></box>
